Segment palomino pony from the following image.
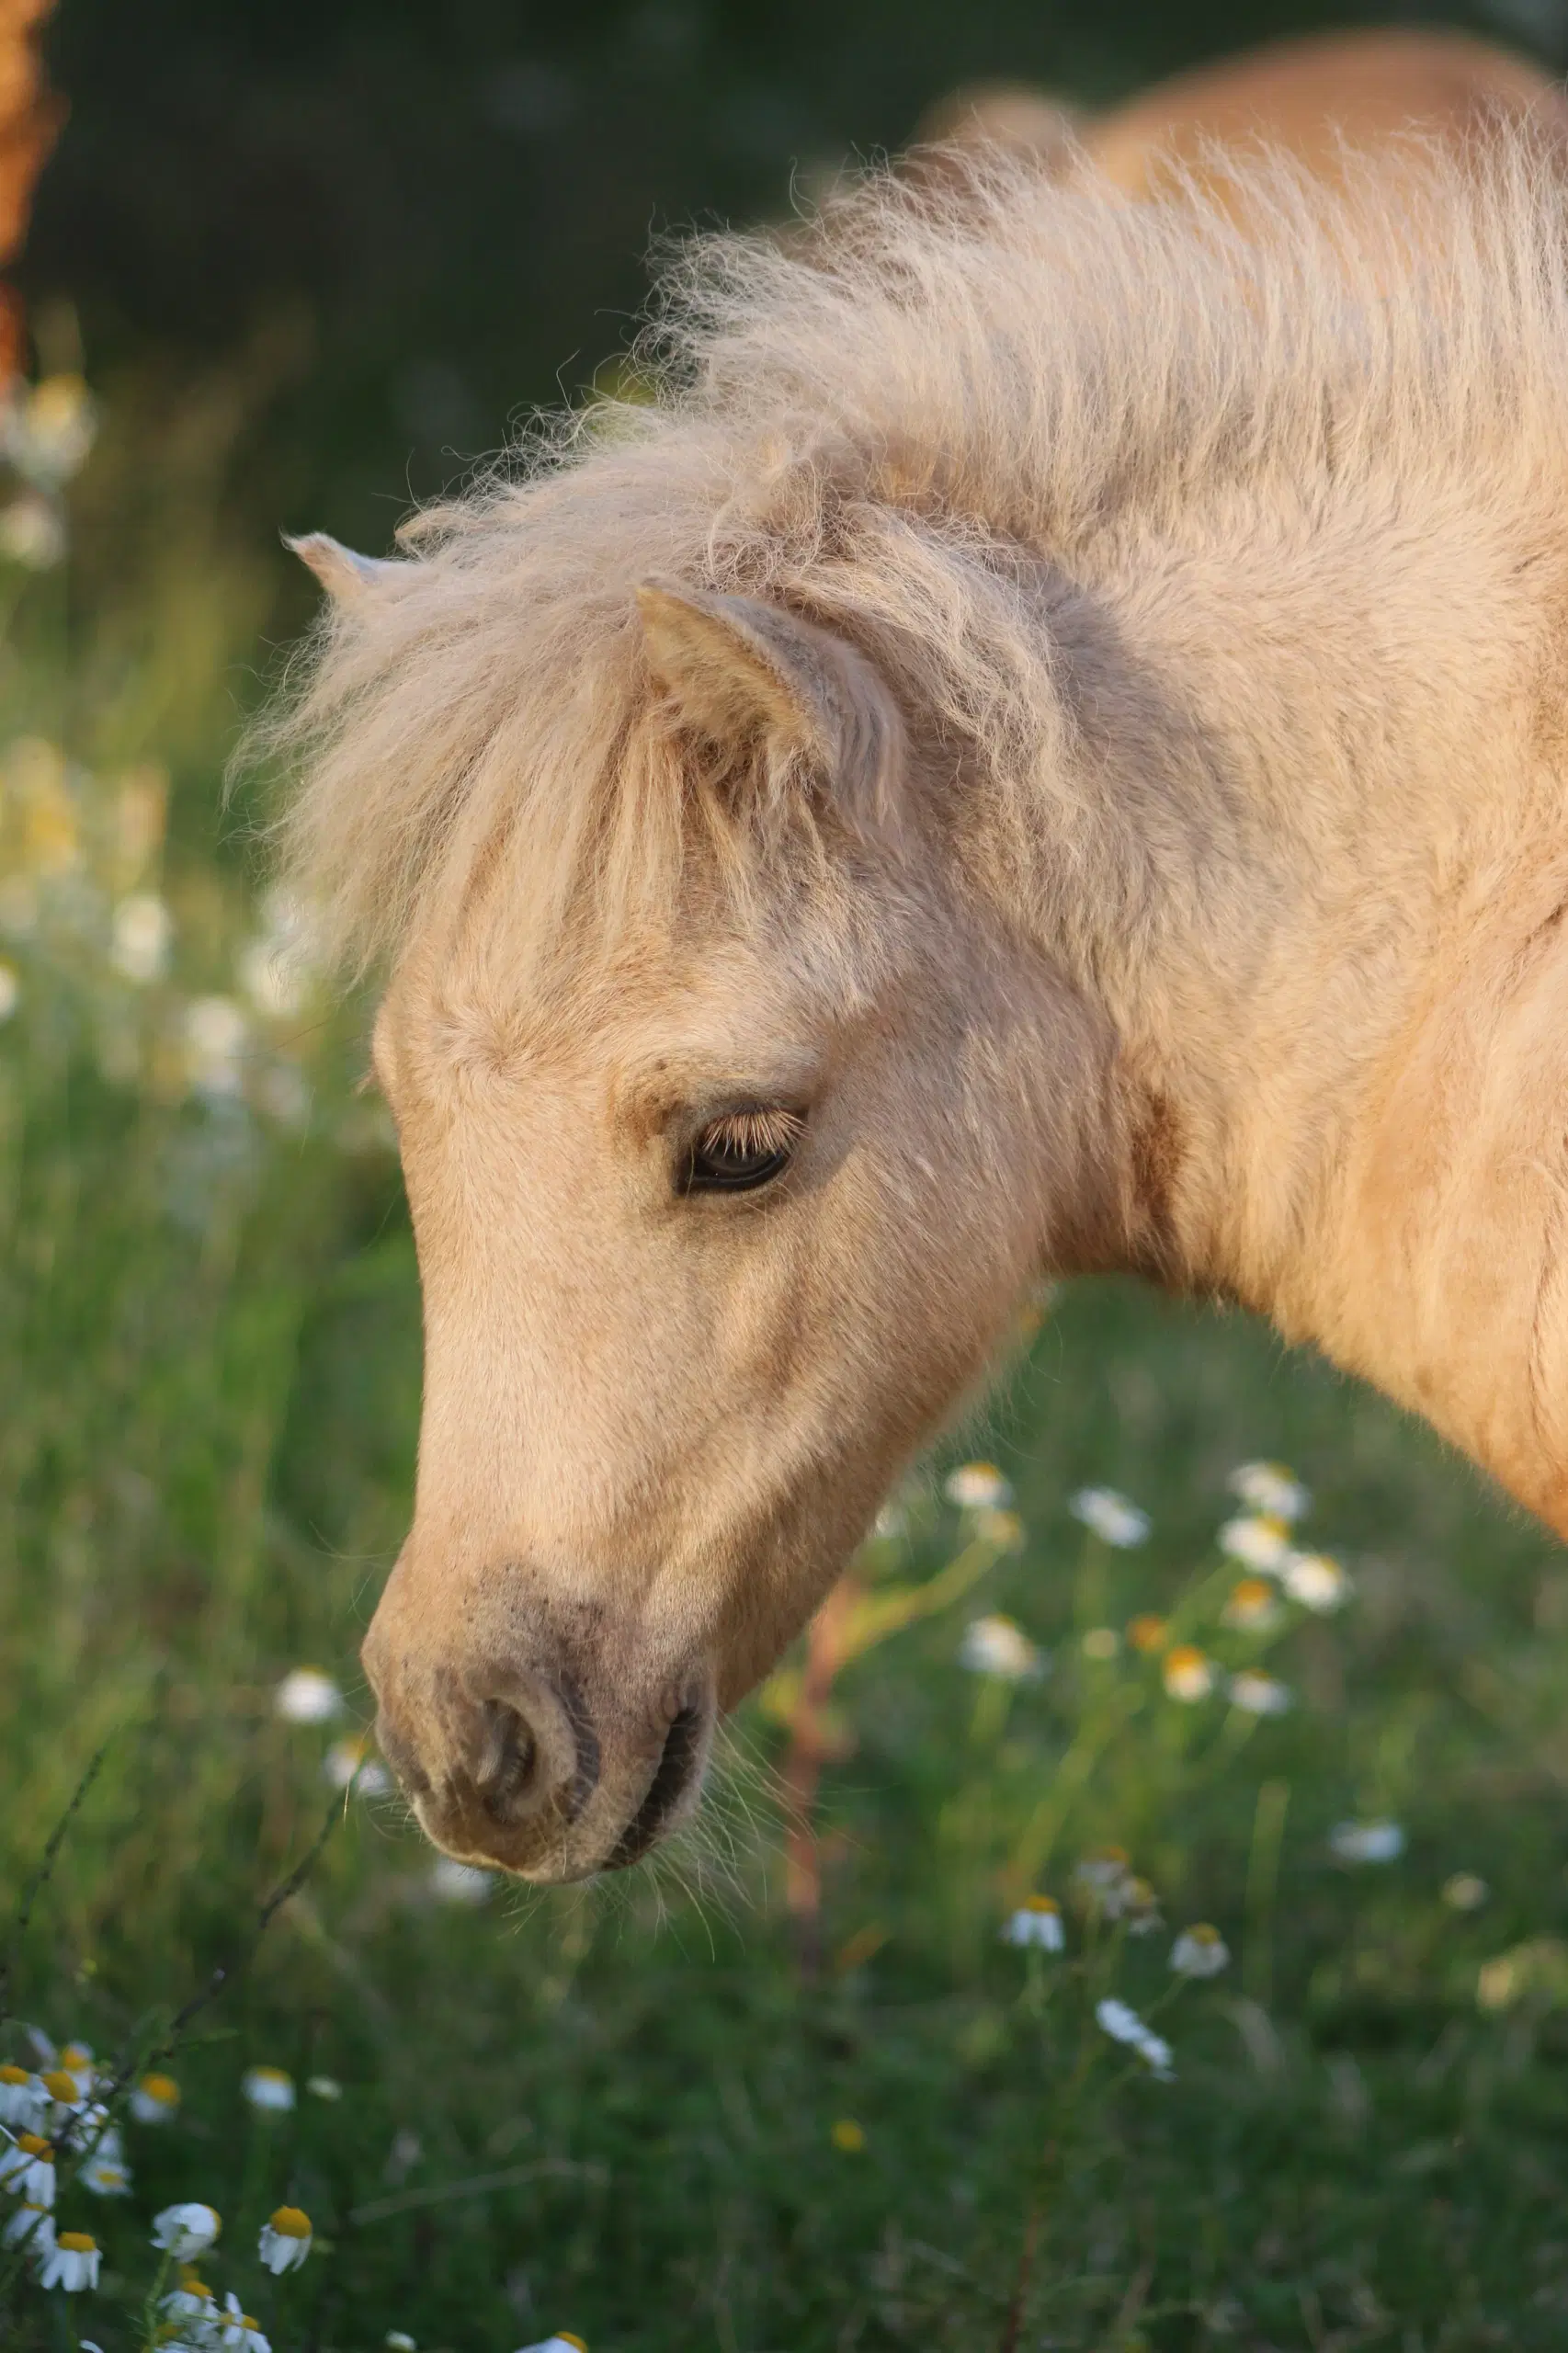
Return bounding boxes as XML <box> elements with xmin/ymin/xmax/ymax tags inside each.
<box><xmin>268</xmin><ymin>43</ymin><xmax>1568</xmax><ymax>1883</ymax></box>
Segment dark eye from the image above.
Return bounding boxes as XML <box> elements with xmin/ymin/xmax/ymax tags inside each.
<box><xmin>683</xmin><ymin>1107</ymin><xmax>804</xmax><ymax>1195</ymax></box>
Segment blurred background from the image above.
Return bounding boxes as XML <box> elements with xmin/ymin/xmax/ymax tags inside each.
<box><xmin>4</xmin><ymin>5</ymin><xmax>1568</xmax><ymax>2349</ymax></box>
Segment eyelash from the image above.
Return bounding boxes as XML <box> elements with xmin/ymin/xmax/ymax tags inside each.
<box><xmin>682</xmin><ymin>1107</ymin><xmax>805</xmax><ymax>1195</ymax></box>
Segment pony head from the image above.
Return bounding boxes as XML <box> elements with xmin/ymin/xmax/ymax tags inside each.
<box><xmin>280</xmin><ymin>512</ymin><xmax>1119</xmax><ymax>1881</ymax></box>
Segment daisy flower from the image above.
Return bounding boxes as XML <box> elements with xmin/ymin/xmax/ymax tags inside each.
<box><xmin>2</xmin><ymin>2201</ymin><xmax>54</xmax><ymax>2254</ymax></box>
<box><xmin>217</xmin><ymin>2290</ymin><xmax>271</xmax><ymax>2350</ymax></box>
<box><xmin>945</xmin><ymin>1461</ymin><xmax>1013</xmax><ymax>1511</ymax></box>
<box><xmin>1442</xmin><ymin>1872</ymin><xmax>1489</xmax><ymax>1911</ymax></box>
<box><xmin>1218</xmin><ymin>1514</ymin><xmax>1293</xmax><ymax>1573</ymax></box>
<box><xmin>58</xmin><ymin>2043</ymin><xmax>96</xmax><ymax>2096</ymax></box>
<box><xmin>159</xmin><ymin>2276</ymin><xmax>218</xmax><ymax>2329</ymax></box>
<box><xmin>517</xmin><ymin>2339</ymin><xmax>587</xmax><ymax>2353</ymax></box>
<box><xmin>1095</xmin><ymin>1997</ymin><xmax>1175</xmax><ymax>2081</ymax></box>
<box><xmin>241</xmin><ymin>2065</ymin><xmax>296</xmax><ymax>2113</ymax></box>
<box><xmin>151</xmin><ymin>2202</ymin><xmax>222</xmax><ymax>2257</ymax></box>
<box><xmin>1222</xmin><ymin>1576</ymin><xmax>1283</xmax><ymax>1634</ymax></box>
<box><xmin>257</xmin><ymin>2204</ymin><xmax>312</xmax><ymax>2273</ymax></box>
<box><xmin>273</xmin><ymin>1667</ymin><xmax>344</xmax><ymax>1724</ymax></box>
<box><xmin>1126</xmin><ymin>1613</ymin><xmax>1168</xmax><ymax>1654</ymax></box>
<box><xmin>1069</xmin><ymin>1486</ymin><xmax>1151</xmax><ymax>1547</ymax></box>
<box><xmin>307</xmin><ymin>2075</ymin><xmax>343</xmax><ymax>2101</ymax></box>
<box><xmin>385</xmin><ymin>2337</ymin><xmax>418</xmax><ymax>2351</ymax></box>
<box><xmin>1162</xmin><ymin>1644</ymin><xmax>1214</xmax><ymax>1702</ymax></box>
<box><xmin>40</xmin><ymin>2069</ymin><xmax>84</xmax><ymax>2118</ymax></box>
<box><xmin>0</xmin><ymin>2065</ymin><xmax>45</xmax><ymax>2131</ymax></box>
<box><xmin>80</xmin><ymin>2147</ymin><xmax>132</xmax><ymax>2196</ymax></box>
<box><xmin>1</xmin><ymin>2131</ymin><xmax>55</xmax><ymax>2203</ymax></box>
<box><xmin>1282</xmin><ymin>1552</ymin><xmax>1351</xmax><ymax>1612</ymax></box>
<box><xmin>1002</xmin><ymin>1895</ymin><xmax>1064</xmax><ymax>1951</ymax></box>
<box><xmin>1108</xmin><ymin>1875</ymin><xmax>1163</xmax><ymax>1934</ymax></box>
<box><xmin>1329</xmin><ymin>1820</ymin><xmax>1404</xmax><ymax>1864</ymax></box>
<box><xmin>959</xmin><ymin>1613</ymin><xmax>1043</xmax><ymax>1681</ymax></box>
<box><xmin>1227</xmin><ymin>1461</ymin><xmax>1310</xmax><ymax>1521</ymax></box>
<box><xmin>1228</xmin><ymin>1670</ymin><xmax>1291</xmax><ymax>1716</ymax></box>
<box><xmin>1074</xmin><ymin>1846</ymin><xmax>1133</xmax><ymax>1897</ymax></box>
<box><xmin>130</xmin><ymin>2072</ymin><xmax>181</xmax><ymax>2124</ymax></box>
<box><xmin>1170</xmin><ymin>1924</ymin><xmax>1231</xmax><ymax>1977</ymax></box>
<box><xmin>40</xmin><ymin>2229</ymin><xmax>99</xmax><ymax>2290</ymax></box>
<box><xmin>324</xmin><ymin>1737</ymin><xmax>392</xmax><ymax>1797</ymax></box>
<box><xmin>429</xmin><ymin>1858</ymin><xmax>494</xmax><ymax>1904</ymax></box>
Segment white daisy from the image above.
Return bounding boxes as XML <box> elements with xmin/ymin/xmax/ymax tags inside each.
<box><xmin>1001</xmin><ymin>1895</ymin><xmax>1064</xmax><ymax>1951</ymax></box>
<box><xmin>1218</xmin><ymin>1514</ymin><xmax>1293</xmax><ymax>1574</ymax></box>
<box><xmin>324</xmin><ymin>1737</ymin><xmax>392</xmax><ymax>1797</ymax></box>
<box><xmin>217</xmin><ymin>2290</ymin><xmax>271</xmax><ymax>2350</ymax></box>
<box><xmin>1221</xmin><ymin>1577</ymin><xmax>1283</xmax><ymax>1634</ymax></box>
<box><xmin>1442</xmin><ymin>1872</ymin><xmax>1489</xmax><ymax>1912</ymax></box>
<box><xmin>241</xmin><ymin>2065</ymin><xmax>296</xmax><ymax>2113</ymax></box>
<box><xmin>1161</xmin><ymin>1644</ymin><xmax>1215</xmax><ymax>1703</ymax></box>
<box><xmin>945</xmin><ymin>1461</ymin><xmax>1013</xmax><ymax>1511</ymax></box>
<box><xmin>0</xmin><ymin>2065</ymin><xmax>45</xmax><ymax>2131</ymax></box>
<box><xmin>129</xmin><ymin>2072</ymin><xmax>181</xmax><ymax>2124</ymax></box>
<box><xmin>273</xmin><ymin>1668</ymin><xmax>343</xmax><ymax>1724</ymax></box>
<box><xmin>80</xmin><ymin>2148</ymin><xmax>132</xmax><ymax>2196</ymax></box>
<box><xmin>1095</xmin><ymin>1997</ymin><xmax>1175</xmax><ymax>2081</ymax></box>
<box><xmin>40</xmin><ymin>2228</ymin><xmax>99</xmax><ymax>2290</ymax></box>
<box><xmin>0</xmin><ymin>2131</ymin><xmax>55</xmax><ymax>2203</ymax></box>
<box><xmin>1069</xmin><ymin>1486</ymin><xmax>1151</xmax><ymax>1547</ymax></box>
<box><xmin>151</xmin><ymin>2202</ymin><xmax>222</xmax><ymax>2258</ymax></box>
<box><xmin>1329</xmin><ymin>1819</ymin><xmax>1404</xmax><ymax>1864</ymax></box>
<box><xmin>1170</xmin><ymin>1924</ymin><xmax>1232</xmax><ymax>1978</ymax></box>
<box><xmin>1227</xmin><ymin>1461</ymin><xmax>1310</xmax><ymax>1521</ymax></box>
<box><xmin>2</xmin><ymin>2201</ymin><xmax>54</xmax><ymax>2254</ymax></box>
<box><xmin>959</xmin><ymin>1613</ymin><xmax>1043</xmax><ymax>1681</ymax></box>
<box><xmin>1282</xmin><ymin>1552</ymin><xmax>1351</xmax><ymax>1612</ymax></box>
<box><xmin>429</xmin><ymin>1858</ymin><xmax>495</xmax><ymax>1905</ymax></box>
<box><xmin>257</xmin><ymin>2204</ymin><xmax>312</xmax><ymax>2273</ymax></box>
<box><xmin>516</xmin><ymin>2338</ymin><xmax>588</xmax><ymax>2353</ymax></box>
<box><xmin>1228</xmin><ymin>1670</ymin><xmax>1291</xmax><ymax>1717</ymax></box>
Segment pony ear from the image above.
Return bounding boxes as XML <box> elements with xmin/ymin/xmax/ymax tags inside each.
<box><xmin>285</xmin><ymin>532</ymin><xmax>408</xmax><ymax>602</ymax></box>
<box><xmin>635</xmin><ymin>578</ymin><xmax>901</xmax><ymax>827</ymax></box>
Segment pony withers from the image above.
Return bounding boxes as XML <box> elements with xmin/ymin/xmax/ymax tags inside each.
<box><xmin>264</xmin><ymin>118</ymin><xmax>1568</xmax><ymax>1882</ymax></box>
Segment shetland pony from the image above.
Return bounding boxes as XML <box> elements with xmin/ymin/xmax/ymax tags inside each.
<box><xmin>265</xmin><ymin>59</ymin><xmax>1568</xmax><ymax>1880</ymax></box>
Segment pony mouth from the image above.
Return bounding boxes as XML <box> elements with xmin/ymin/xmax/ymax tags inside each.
<box><xmin>603</xmin><ymin>1702</ymin><xmax>709</xmax><ymax>1870</ymax></box>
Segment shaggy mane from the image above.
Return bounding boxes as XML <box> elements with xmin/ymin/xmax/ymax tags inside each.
<box><xmin>251</xmin><ymin>129</ymin><xmax>1568</xmax><ymax>975</ymax></box>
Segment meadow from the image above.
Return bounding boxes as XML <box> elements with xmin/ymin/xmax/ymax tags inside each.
<box><xmin>3</xmin><ymin>347</ymin><xmax>1568</xmax><ymax>2353</ymax></box>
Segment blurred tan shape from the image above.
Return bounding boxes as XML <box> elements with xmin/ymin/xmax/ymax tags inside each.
<box><xmin>0</xmin><ymin>0</ymin><xmax>61</xmax><ymax>381</ymax></box>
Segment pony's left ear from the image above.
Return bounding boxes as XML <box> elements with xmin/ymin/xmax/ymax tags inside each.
<box><xmin>286</xmin><ymin>532</ymin><xmax>409</xmax><ymax>602</ymax></box>
<box><xmin>636</xmin><ymin>578</ymin><xmax>903</xmax><ymax>835</ymax></box>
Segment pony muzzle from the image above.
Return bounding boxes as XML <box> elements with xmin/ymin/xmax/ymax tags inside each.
<box><xmin>366</xmin><ymin>1635</ymin><xmax>715</xmax><ymax>1881</ymax></box>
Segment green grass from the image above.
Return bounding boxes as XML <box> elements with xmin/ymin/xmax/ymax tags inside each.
<box><xmin>4</xmin><ymin>405</ymin><xmax>1568</xmax><ymax>2353</ymax></box>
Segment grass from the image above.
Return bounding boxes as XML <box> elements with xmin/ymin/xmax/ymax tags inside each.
<box><xmin>3</xmin><ymin>376</ymin><xmax>1568</xmax><ymax>2353</ymax></box>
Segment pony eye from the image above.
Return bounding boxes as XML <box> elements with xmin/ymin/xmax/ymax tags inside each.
<box><xmin>683</xmin><ymin>1107</ymin><xmax>803</xmax><ymax>1195</ymax></box>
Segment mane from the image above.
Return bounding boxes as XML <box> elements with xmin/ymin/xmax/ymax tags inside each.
<box><xmin>252</xmin><ymin>127</ymin><xmax>1568</xmax><ymax>977</ymax></box>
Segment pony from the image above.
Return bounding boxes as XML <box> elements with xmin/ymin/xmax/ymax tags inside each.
<box><xmin>261</xmin><ymin>58</ymin><xmax>1568</xmax><ymax>1884</ymax></box>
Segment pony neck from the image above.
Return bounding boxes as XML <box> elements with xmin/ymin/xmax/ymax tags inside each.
<box><xmin>1049</xmin><ymin>475</ymin><xmax>1568</xmax><ymax>1531</ymax></box>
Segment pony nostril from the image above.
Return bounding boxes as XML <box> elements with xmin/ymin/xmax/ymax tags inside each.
<box><xmin>475</xmin><ymin>1700</ymin><xmax>539</xmax><ymax>1820</ymax></box>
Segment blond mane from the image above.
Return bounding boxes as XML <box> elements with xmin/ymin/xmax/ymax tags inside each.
<box><xmin>256</xmin><ymin>130</ymin><xmax>1568</xmax><ymax>977</ymax></box>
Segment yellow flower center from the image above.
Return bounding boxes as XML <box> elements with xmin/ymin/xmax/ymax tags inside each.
<box><xmin>269</xmin><ymin>2205</ymin><xmax>312</xmax><ymax>2236</ymax></box>
<box><xmin>0</xmin><ymin>2064</ymin><xmax>28</xmax><ymax>2086</ymax></box>
<box><xmin>1127</xmin><ymin>1614</ymin><xmax>1168</xmax><ymax>1654</ymax></box>
<box><xmin>17</xmin><ymin>2132</ymin><xmax>51</xmax><ymax>2156</ymax></box>
<box><xmin>40</xmin><ymin>2070</ymin><xmax>78</xmax><ymax>2100</ymax></box>
<box><xmin>558</xmin><ymin>2338</ymin><xmax>587</xmax><ymax>2351</ymax></box>
<box><xmin>830</xmin><ymin>2118</ymin><xmax>866</xmax><ymax>2152</ymax></box>
<box><xmin>176</xmin><ymin>2275</ymin><xmax>213</xmax><ymax>2300</ymax></box>
<box><xmin>58</xmin><ymin>2232</ymin><xmax>97</xmax><ymax>2253</ymax></box>
<box><xmin>1231</xmin><ymin>1577</ymin><xmax>1272</xmax><ymax>1609</ymax></box>
<box><xmin>141</xmin><ymin>2073</ymin><xmax>179</xmax><ymax>2104</ymax></box>
<box><xmin>1189</xmin><ymin>1923</ymin><xmax>1221</xmax><ymax>1944</ymax></box>
<box><xmin>1023</xmin><ymin>1894</ymin><xmax>1060</xmax><ymax>1915</ymax></box>
<box><xmin>1165</xmin><ymin>1643</ymin><xmax>1207</xmax><ymax>1673</ymax></box>
<box><xmin>60</xmin><ymin>2047</ymin><xmax>91</xmax><ymax>2072</ymax></box>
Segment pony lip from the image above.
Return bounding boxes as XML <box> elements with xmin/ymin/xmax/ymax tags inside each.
<box><xmin>603</xmin><ymin>1699</ymin><xmax>712</xmax><ymax>1871</ymax></box>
